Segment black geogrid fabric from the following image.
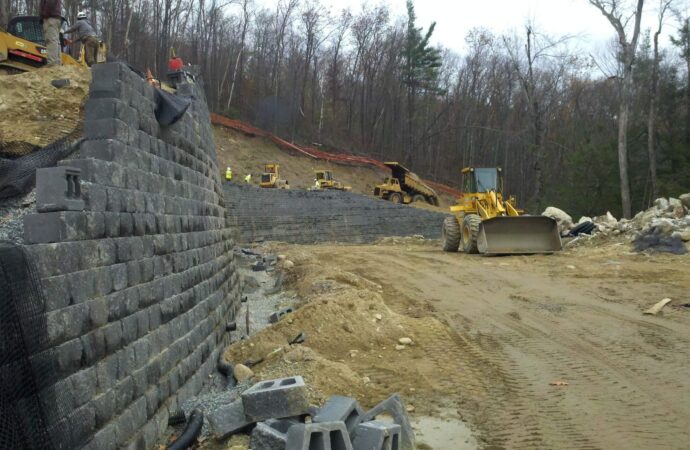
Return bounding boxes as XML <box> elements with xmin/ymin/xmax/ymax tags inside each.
<box><xmin>0</xmin><ymin>129</ymin><xmax>82</xmax><ymax>200</ymax></box>
<box><xmin>0</xmin><ymin>242</ymin><xmax>55</xmax><ymax>450</ymax></box>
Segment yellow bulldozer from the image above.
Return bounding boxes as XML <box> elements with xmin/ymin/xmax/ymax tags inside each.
<box><xmin>313</xmin><ymin>170</ymin><xmax>351</xmax><ymax>191</ymax></box>
<box><xmin>259</xmin><ymin>164</ymin><xmax>289</xmax><ymax>189</ymax></box>
<box><xmin>441</xmin><ymin>167</ymin><xmax>561</xmax><ymax>255</ymax></box>
<box><xmin>0</xmin><ymin>15</ymin><xmax>105</xmax><ymax>74</ymax></box>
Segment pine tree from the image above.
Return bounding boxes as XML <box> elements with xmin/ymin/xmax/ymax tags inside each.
<box><xmin>402</xmin><ymin>0</ymin><xmax>442</xmax><ymax>164</ymax></box>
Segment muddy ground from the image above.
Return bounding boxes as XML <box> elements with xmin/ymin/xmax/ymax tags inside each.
<box><xmin>224</xmin><ymin>237</ymin><xmax>690</xmax><ymax>449</ymax></box>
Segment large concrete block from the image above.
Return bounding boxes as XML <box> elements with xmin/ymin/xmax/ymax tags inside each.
<box><xmin>286</xmin><ymin>421</ymin><xmax>353</xmax><ymax>450</ymax></box>
<box><xmin>251</xmin><ymin>421</ymin><xmax>289</xmax><ymax>450</ymax></box>
<box><xmin>24</xmin><ymin>211</ymin><xmax>87</xmax><ymax>244</ymax></box>
<box><xmin>242</xmin><ymin>376</ymin><xmax>310</xmax><ymax>421</ymax></box>
<box><xmin>360</xmin><ymin>395</ymin><xmax>416</xmax><ymax>450</ymax></box>
<box><xmin>36</xmin><ymin>166</ymin><xmax>85</xmax><ymax>212</ymax></box>
<box><xmin>314</xmin><ymin>395</ymin><xmax>364</xmax><ymax>438</ymax></box>
<box><xmin>207</xmin><ymin>399</ymin><xmax>254</xmax><ymax>439</ymax></box>
<box><xmin>352</xmin><ymin>421</ymin><xmax>401</xmax><ymax>450</ymax></box>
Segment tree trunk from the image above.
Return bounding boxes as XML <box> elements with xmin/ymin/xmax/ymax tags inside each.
<box><xmin>0</xmin><ymin>0</ymin><xmax>9</xmax><ymax>31</ymax></box>
<box><xmin>648</xmin><ymin>27</ymin><xmax>662</xmax><ymax>203</ymax></box>
<box><xmin>618</xmin><ymin>73</ymin><xmax>634</xmax><ymax>219</ymax></box>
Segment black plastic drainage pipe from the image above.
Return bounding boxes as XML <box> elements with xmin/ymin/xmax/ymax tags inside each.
<box><xmin>166</xmin><ymin>409</ymin><xmax>204</xmax><ymax>450</ymax></box>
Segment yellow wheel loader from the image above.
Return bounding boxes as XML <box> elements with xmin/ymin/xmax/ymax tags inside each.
<box><xmin>441</xmin><ymin>167</ymin><xmax>561</xmax><ymax>255</ymax></box>
<box><xmin>313</xmin><ymin>170</ymin><xmax>351</xmax><ymax>191</ymax></box>
<box><xmin>259</xmin><ymin>164</ymin><xmax>289</xmax><ymax>189</ymax></box>
<box><xmin>0</xmin><ymin>16</ymin><xmax>105</xmax><ymax>74</ymax></box>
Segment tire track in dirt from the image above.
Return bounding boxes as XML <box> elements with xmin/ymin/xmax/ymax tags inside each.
<box><xmin>325</xmin><ymin>245</ymin><xmax>690</xmax><ymax>449</ymax></box>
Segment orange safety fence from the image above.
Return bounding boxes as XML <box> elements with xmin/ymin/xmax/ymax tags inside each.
<box><xmin>210</xmin><ymin>113</ymin><xmax>463</xmax><ymax>198</ymax></box>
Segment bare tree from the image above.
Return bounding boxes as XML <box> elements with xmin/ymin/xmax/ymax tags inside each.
<box><xmin>648</xmin><ymin>0</ymin><xmax>672</xmax><ymax>203</ymax></box>
<box><xmin>588</xmin><ymin>0</ymin><xmax>645</xmax><ymax>218</ymax></box>
<box><xmin>0</xmin><ymin>0</ymin><xmax>9</xmax><ymax>31</ymax></box>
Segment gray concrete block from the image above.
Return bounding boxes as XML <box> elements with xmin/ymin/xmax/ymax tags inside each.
<box><xmin>80</xmin><ymin>138</ymin><xmax>126</xmax><ymax>163</ymax></box>
<box><xmin>360</xmin><ymin>395</ymin><xmax>416</xmax><ymax>450</ymax></box>
<box><xmin>242</xmin><ymin>376</ymin><xmax>310</xmax><ymax>421</ymax></box>
<box><xmin>314</xmin><ymin>396</ymin><xmax>364</xmax><ymax>438</ymax></box>
<box><xmin>269</xmin><ymin>307</ymin><xmax>295</xmax><ymax>324</ymax></box>
<box><xmin>36</xmin><ymin>166</ymin><xmax>85</xmax><ymax>212</ymax></box>
<box><xmin>85</xmin><ymin>118</ymin><xmax>131</xmax><ymax>142</ymax></box>
<box><xmin>352</xmin><ymin>421</ymin><xmax>401</xmax><ymax>450</ymax></box>
<box><xmin>23</xmin><ymin>211</ymin><xmax>87</xmax><ymax>244</ymax></box>
<box><xmin>93</xmin><ymin>390</ymin><xmax>117</xmax><ymax>428</ymax></box>
<box><xmin>286</xmin><ymin>421</ymin><xmax>353</xmax><ymax>450</ymax></box>
<box><xmin>251</xmin><ymin>421</ymin><xmax>288</xmax><ymax>450</ymax></box>
<box><xmin>207</xmin><ymin>399</ymin><xmax>254</xmax><ymax>439</ymax></box>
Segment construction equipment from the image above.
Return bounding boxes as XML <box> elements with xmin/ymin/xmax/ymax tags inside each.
<box><xmin>374</xmin><ymin>162</ymin><xmax>439</xmax><ymax>205</ymax></box>
<box><xmin>0</xmin><ymin>15</ymin><xmax>105</xmax><ymax>74</ymax></box>
<box><xmin>259</xmin><ymin>164</ymin><xmax>289</xmax><ymax>189</ymax></box>
<box><xmin>441</xmin><ymin>167</ymin><xmax>561</xmax><ymax>255</ymax></box>
<box><xmin>313</xmin><ymin>170</ymin><xmax>351</xmax><ymax>191</ymax></box>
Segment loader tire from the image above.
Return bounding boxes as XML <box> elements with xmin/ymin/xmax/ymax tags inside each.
<box><xmin>389</xmin><ymin>193</ymin><xmax>403</xmax><ymax>204</ymax></box>
<box><xmin>442</xmin><ymin>216</ymin><xmax>461</xmax><ymax>252</ymax></box>
<box><xmin>413</xmin><ymin>194</ymin><xmax>426</xmax><ymax>203</ymax></box>
<box><xmin>462</xmin><ymin>214</ymin><xmax>482</xmax><ymax>254</ymax></box>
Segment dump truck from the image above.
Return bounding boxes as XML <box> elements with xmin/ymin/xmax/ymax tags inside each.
<box><xmin>259</xmin><ymin>164</ymin><xmax>289</xmax><ymax>189</ymax></box>
<box><xmin>0</xmin><ymin>16</ymin><xmax>105</xmax><ymax>74</ymax></box>
<box><xmin>313</xmin><ymin>170</ymin><xmax>351</xmax><ymax>191</ymax></box>
<box><xmin>374</xmin><ymin>162</ymin><xmax>439</xmax><ymax>206</ymax></box>
<box><xmin>441</xmin><ymin>167</ymin><xmax>561</xmax><ymax>255</ymax></box>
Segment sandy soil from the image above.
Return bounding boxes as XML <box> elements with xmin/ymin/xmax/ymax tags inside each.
<box><xmin>225</xmin><ymin>238</ymin><xmax>690</xmax><ymax>449</ymax></box>
<box><xmin>214</xmin><ymin>126</ymin><xmax>456</xmax><ymax>209</ymax></box>
<box><xmin>0</xmin><ymin>65</ymin><xmax>90</xmax><ymax>155</ymax></box>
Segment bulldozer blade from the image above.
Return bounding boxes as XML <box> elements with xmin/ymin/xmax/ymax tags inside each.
<box><xmin>477</xmin><ymin>216</ymin><xmax>562</xmax><ymax>255</ymax></box>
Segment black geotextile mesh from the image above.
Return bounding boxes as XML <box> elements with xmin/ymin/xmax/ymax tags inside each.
<box><xmin>0</xmin><ymin>128</ymin><xmax>83</xmax><ymax>200</ymax></box>
<box><xmin>0</xmin><ymin>241</ymin><xmax>55</xmax><ymax>450</ymax></box>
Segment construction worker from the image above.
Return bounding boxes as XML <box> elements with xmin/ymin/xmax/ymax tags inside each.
<box><xmin>314</xmin><ymin>179</ymin><xmax>320</xmax><ymax>189</ymax></box>
<box><xmin>65</xmin><ymin>11</ymin><xmax>99</xmax><ymax>66</ymax></box>
<box><xmin>225</xmin><ymin>166</ymin><xmax>233</xmax><ymax>183</ymax></box>
<box><xmin>244</xmin><ymin>173</ymin><xmax>252</xmax><ymax>184</ymax></box>
<box><xmin>39</xmin><ymin>0</ymin><xmax>62</xmax><ymax>66</ymax></box>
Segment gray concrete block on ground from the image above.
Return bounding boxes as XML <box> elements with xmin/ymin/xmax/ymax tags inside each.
<box><xmin>251</xmin><ymin>421</ymin><xmax>289</xmax><ymax>450</ymax></box>
<box><xmin>36</xmin><ymin>166</ymin><xmax>85</xmax><ymax>212</ymax></box>
<box><xmin>314</xmin><ymin>395</ymin><xmax>364</xmax><ymax>438</ymax></box>
<box><xmin>352</xmin><ymin>421</ymin><xmax>401</xmax><ymax>450</ymax></box>
<box><xmin>241</xmin><ymin>376</ymin><xmax>310</xmax><ymax>421</ymax></box>
<box><xmin>207</xmin><ymin>399</ymin><xmax>254</xmax><ymax>439</ymax></box>
<box><xmin>269</xmin><ymin>307</ymin><xmax>294</xmax><ymax>324</ymax></box>
<box><xmin>286</xmin><ymin>421</ymin><xmax>353</xmax><ymax>450</ymax></box>
<box><xmin>360</xmin><ymin>394</ymin><xmax>416</xmax><ymax>450</ymax></box>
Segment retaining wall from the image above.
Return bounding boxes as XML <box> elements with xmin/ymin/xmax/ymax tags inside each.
<box><xmin>20</xmin><ymin>64</ymin><xmax>240</xmax><ymax>449</ymax></box>
<box><xmin>224</xmin><ymin>184</ymin><xmax>449</xmax><ymax>244</ymax></box>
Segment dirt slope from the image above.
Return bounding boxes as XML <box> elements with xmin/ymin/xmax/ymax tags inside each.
<box><xmin>0</xmin><ymin>65</ymin><xmax>90</xmax><ymax>155</ymax></box>
<box><xmin>228</xmin><ymin>239</ymin><xmax>690</xmax><ymax>449</ymax></box>
<box><xmin>214</xmin><ymin>125</ymin><xmax>456</xmax><ymax>208</ymax></box>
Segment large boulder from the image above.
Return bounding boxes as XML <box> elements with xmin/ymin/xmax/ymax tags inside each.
<box><xmin>542</xmin><ymin>207</ymin><xmax>573</xmax><ymax>235</ymax></box>
<box><xmin>654</xmin><ymin>198</ymin><xmax>670</xmax><ymax>211</ymax></box>
<box><xmin>680</xmin><ymin>193</ymin><xmax>690</xmax><ymax>210</ymax></box>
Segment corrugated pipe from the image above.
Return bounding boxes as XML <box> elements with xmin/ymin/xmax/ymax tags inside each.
<box><xmin>166</xmin><ymin>409</ymin><xmax>203</xmax><ymax>450</ymax></box>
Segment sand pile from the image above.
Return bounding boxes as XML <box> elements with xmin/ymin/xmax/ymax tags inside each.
<box><xmin>0</xmin><ymin>65</ymin><xmax>91</xmax><ymax>156</ymax></box>
<box><xmin>224</xmin><ymin>249</ymin><xmax>467</xmax><ymax>414</ymax></box>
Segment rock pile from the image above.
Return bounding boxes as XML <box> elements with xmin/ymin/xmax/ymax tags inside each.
<box><xmin>543</xmin><ymin>194</ymin><xmax>690</xmax><ymax>254</ymax></box>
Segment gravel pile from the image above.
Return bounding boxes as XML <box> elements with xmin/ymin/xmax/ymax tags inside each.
<box><xmin>0</xmin><ymin>190</ymin><xmax>35</xmax><ymax>244</ymax></box>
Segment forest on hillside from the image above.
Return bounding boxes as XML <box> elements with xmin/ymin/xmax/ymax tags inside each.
<box><xmin>2</xmin><ymin>0</ymin><xmax>690</xmax><ymax>217</ymax></box>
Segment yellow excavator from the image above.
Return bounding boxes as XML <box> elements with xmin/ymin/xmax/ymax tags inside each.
<box><xmin>441</xmin><ymin>167</ymin><xmax>561</xmax><ymax>255</ymax></box>
<box><xmin>259</xmin><ymin>164</ymin><xmax>289</xmax><ymax>189</ymax></box>
<box><xmin>0</xmin><ymin>15</ymin><xmax>105</xmax><ymax>74</ymax></box>
<box><xmin>313</xmin><ymin>170</ymin><xmax>351</xmax><ymax>191</ymax></box>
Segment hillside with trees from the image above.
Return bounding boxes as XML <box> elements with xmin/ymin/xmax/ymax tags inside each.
<box><xmin>2</xmin><ymin>0</ymin><xmax>689</xmax><ymax>217</ymax></box>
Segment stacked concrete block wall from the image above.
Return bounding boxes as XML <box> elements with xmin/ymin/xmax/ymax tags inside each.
<box><xmin>224</xmin><ymin>184</ymin><xmax>450</xmax><ymax>244</ymax></box>
<box><xmin>21</xmin><ymin>63</ymin><xmax>240</xmax><ymax>449</ymax></box>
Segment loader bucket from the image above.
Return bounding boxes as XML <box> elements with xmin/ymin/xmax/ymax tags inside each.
<box><xmin>477</xmin><ymin>216</ymin><xmax>562</xmax><ymax>255</ymax></box>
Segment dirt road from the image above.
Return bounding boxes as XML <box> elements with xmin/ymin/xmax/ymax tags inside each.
<box><xmin>260</xmin><ymin>239</ymin><xmax>690</xmax><ymax>449</ymax></box>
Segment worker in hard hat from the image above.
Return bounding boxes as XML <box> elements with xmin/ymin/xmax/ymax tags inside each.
<box><xmin>244</xmin><ymin>173</ymin><xmax>252</xmax><ymax>183</ymax></box>
<box><xmin>225</xmin><ymin>166</ymin><xmax>233</xmax><ymax>183</ymax></box>
<box><xmin>65</xmin><ymin>11</ymin><xmax>100</xmax><ymax>66</ymax></box>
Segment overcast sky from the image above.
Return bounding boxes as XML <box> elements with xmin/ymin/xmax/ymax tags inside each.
<box><xmin>254</xmin><ymin>0</ymin><xmax>689</xmax><ymax>55</ymax></box>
